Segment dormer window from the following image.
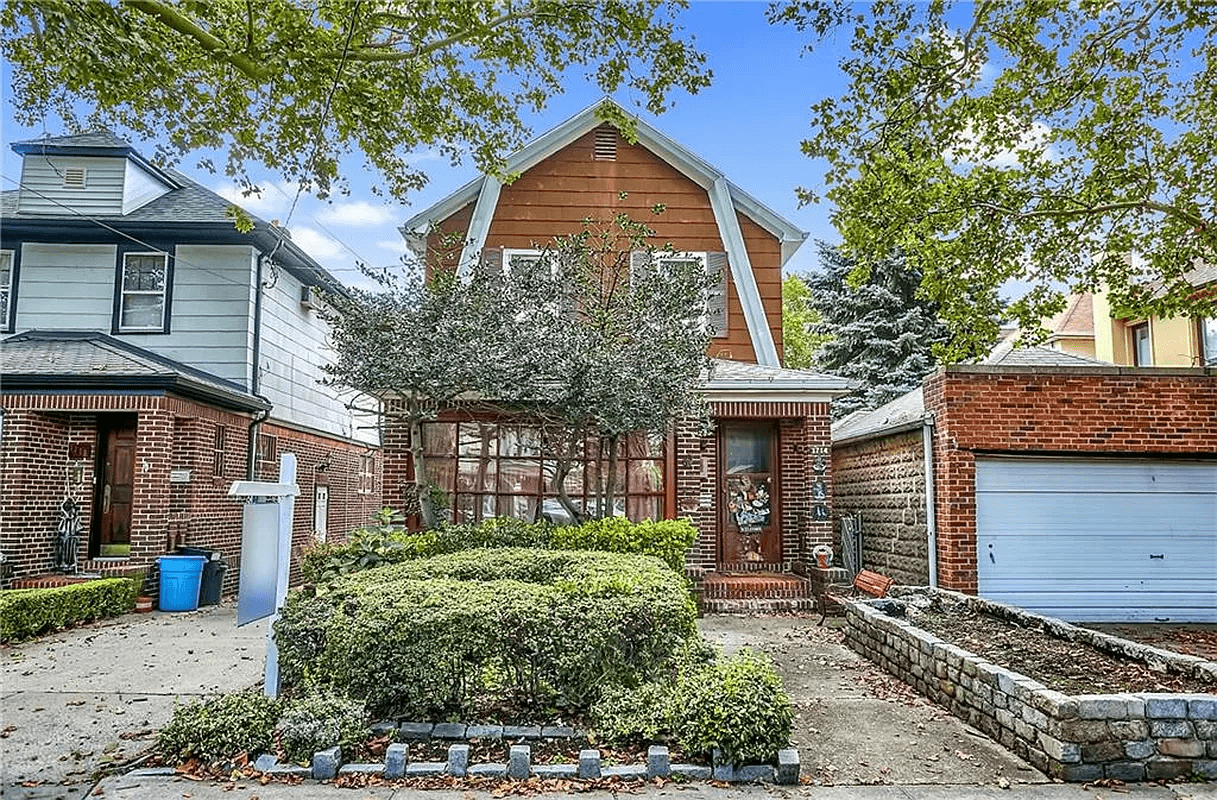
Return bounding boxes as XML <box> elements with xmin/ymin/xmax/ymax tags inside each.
<box><xmin>62</xmin><ymin>166</ymin><xmax>87</xmax><ymax>189</ymax></box>
<box><xmin>116</xmin><ymin>250</ymin><xmax>171</xmax><ymax>333</ymax></box>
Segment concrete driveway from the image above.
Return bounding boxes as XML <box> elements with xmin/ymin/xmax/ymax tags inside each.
<box><xmin>698</xmin><ymin>615</ymin><xmax>1044</xmax><ymax>787</ymax></box>
<box><xmin>1</xmin><ymin>602</ymin><xmax>265</xmax><ymax>799</ymax></box>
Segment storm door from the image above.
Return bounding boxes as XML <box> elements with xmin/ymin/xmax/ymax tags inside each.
<box><xmin>719</xmin><ymin>422</ymin><xmax>781</xmax><ymax>566</ymax></box>
<box><xmin>92</xmin><ymin>414</ymin><xmax>137</xmax><ymax>558</ymax></box>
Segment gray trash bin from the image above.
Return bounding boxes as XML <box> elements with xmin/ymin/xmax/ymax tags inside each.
<box><xmin>177</xmin><ymin>547</ymin><xmax>227</xmax><ymax>605</ymax></box>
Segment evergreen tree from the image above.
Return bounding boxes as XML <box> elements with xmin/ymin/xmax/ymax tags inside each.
<box><xmin>805</xmin><ymin>242</ymin><xmax>950</xmax><ymax>419</ymax></box>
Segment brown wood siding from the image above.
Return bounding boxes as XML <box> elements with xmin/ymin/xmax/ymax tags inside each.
<box><xmin>428</xmin><ymin>126</ymin><xmax>783</xmax><ymax>364</ymax></box>
<box><xmin>424</xmin><ymin>202</ymin><xmax>475</xmax><ymax>277</ymax></box>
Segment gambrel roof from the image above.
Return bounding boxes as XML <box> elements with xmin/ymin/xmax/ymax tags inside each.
<box><xmin>401</xmin><ymin>100</ymin><xmax>807</xmax><ymax>367</ymax></box>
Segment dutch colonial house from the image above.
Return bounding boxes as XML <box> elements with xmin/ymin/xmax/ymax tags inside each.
<box><xmin>393</xmin><ymin>102</ymin><xmax>852</xmax><ymax>605</ymax></box>
<box><xmin>0</xmin><ymin>132</ymin><xmax>382</xmax><ymax>592</ymax></box>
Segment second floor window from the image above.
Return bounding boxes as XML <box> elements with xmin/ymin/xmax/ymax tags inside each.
<box><xmin>1131</xmin><ymin>322</ymin><xmax>1151</xmax><ymax>366</ymax></box>
<box><xmin>0</xmin><ymin>250</ymin><xmax>12</xmax><ymax>330</ymax></box>
<box><xmin>119</xmin><ymin>251</ymin><xmax>169</xmax><ymax>332</ymax></box>
<box><xmin>1201</xmin><ymin>318</ymin><xmax>1217</xmax><ymax>367</ymax></box>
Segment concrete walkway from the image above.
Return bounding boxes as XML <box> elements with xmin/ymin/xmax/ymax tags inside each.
<box><xmin>3</xmin><ymin>607</ymin><xmax>1214</xmax><ymax>800</ymax></box>
<box><xmin>1</xmin><ymin>602</ymin><xmax>265</xmax><ymax>799</ymax></box>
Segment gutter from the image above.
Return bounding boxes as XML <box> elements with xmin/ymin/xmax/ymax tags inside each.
<box><xmin>246</xmin><ymin>254</ymin><xmax>272</xmax><ymax>479</ymax></box>
<box><xmin>922</xmin><ymin>413</ymin><xmax>938</xmax><ymax>589</ymax></box>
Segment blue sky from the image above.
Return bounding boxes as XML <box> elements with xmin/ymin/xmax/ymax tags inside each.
<box><xmin>1</xmin><ymin>2</ymin><xmax>853</xmax><ymax>288</ymax></box>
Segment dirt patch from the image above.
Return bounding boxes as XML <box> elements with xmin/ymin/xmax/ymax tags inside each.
<box><xmin>911</xmin><ymin>605</ymin><xmax>1215</xmax><ymax>695</ymax></box>
<box><xmin>1084</xmin><ymin>623</ymin><xmax>1217</xmax><ymax>661</ymax></box>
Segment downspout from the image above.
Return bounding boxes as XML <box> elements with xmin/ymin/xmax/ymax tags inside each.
<box><xmin>246</xmin><ymin>253</ymin><xmax>271</xmax><ymax>479</ymax></box>
<box><xmin>922</xmin><ymin>412</ymin><xmax>938</xmax><ymax>588</ymax></box>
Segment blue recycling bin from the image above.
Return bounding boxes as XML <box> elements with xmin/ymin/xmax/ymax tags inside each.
<box><xmin>158</xmin><ymin>555</ymin><xmax>206</xmax><ymax>612</ymax></box>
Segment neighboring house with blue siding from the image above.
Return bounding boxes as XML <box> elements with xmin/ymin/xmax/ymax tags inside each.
<box><xmin>0</xmin><ymin>132</ymin><xmax>381</xmax><ymax>593</ymax></box>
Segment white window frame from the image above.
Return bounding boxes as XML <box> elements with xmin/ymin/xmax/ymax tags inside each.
<box><xmin>502</xmin><ymin>248</ymin><xmax>545</xmax><ymax>275</ymax></box>
<box><xmin>0</xmin><ymin>250</ymin><xmax>13</xmax><ymax>330</ymax></box>
<box><xmin>1201</xmin><ymin>317</ymin><xmax>1217</xmax><ymax>367</ymax></box>
<box><xmin>118</xmin><ymin>251</ymin><xmax>169</xmax><ymax>332</ymax></box>
<box><xmin>652</xmin><ymin>251</ymin><xmax>728</xmax><ymax>337</ymax></box>
<box><xmin>1130</xmin><ymin>321</ymin><xmax>1152</xmax><ymax>366</ymax></box>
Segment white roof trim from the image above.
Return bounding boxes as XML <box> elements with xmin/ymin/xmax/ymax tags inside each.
<box><xmin>400</xmin><ymin>175</ymin><xmax>485</xmax><ymax>259</ymax></box>
<box><xmin>710</xmin><ymin>177</ymin><xmax>779</xmax><ymax>367</ymax></box>
<box><xmin>456</xmin><ymin>177</ymin><xmax>502</xmax><ymax>278</ymax></box>
<box><xmin>399</xmin><ymin>100</ymin><xmax>808</xmax><ymax>263</ymax></box>
<box><xmin>702</xmin><ymin>389</ymin><xmax>847</xmax><ymax>403</ymax></box>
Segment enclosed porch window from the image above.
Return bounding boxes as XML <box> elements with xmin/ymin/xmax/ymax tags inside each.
<box><xmin>421</xmin><ymin>421</ymin><xmax>665</xmax><ymax>524</ymax></box>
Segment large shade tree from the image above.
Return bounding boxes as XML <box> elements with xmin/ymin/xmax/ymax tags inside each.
<box><xmin>2</xmin><ymin>1</ymin><xmax>710</xmax><ymax>201</ymax></box>
<box><xmin>770</xmin><ymin>0</ymin><xmax>1217</xmax><ymax>361</ymax></box>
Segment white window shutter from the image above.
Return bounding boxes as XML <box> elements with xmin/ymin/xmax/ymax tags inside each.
<box><xmin>480</xmin><ymin>247</ymin><xmax>503</xmax><ymax>276</ymax></box>
<box><xmin>706</xmin><ymin>251</ymin><xmax>729</xmax><ymax>337</ymax></box>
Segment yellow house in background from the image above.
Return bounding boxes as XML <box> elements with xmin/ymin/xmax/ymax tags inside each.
<box><xmin>1091</xmin><ymin>263</ymin><xmax>1216</xmax><ymax>367</ymax></box>
<box><xmin>1035</xmin><ymin>265</ymin><xmax>1216</xmax><ymax>367</ymax></box>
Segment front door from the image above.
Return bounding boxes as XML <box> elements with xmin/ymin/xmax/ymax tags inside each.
<box><xmin>719</xmin><ymin>422</ymin><xmax>781</xmax><ymax>566</ymax></box>
<box><xmin>93</xmin><ymin>414</ymin><xmax>137</xmax><ymax>558</ymax></box>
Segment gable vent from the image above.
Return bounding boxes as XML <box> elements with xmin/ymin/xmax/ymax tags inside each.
<box><xmin>62</xmin><ymin>166</ymin><xmax>87</xmax><ymax>189</ymax></box>
<box><xmin>593</xmin><ymin>127</ymin><xmax>617</xmax><ymax>161</ymax></box>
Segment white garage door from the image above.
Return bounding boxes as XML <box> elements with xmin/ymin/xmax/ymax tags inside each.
<box><xmin>975</xmin><ymin>457</ymin><xmax>1217</xmax><ymax>622</ymax></box>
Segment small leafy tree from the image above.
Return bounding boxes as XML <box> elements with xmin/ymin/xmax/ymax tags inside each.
<box><xmin>781</xmin><ymin>273</ymin><xmax>832</xmax><ymax>370</ymax></box>
<box><xmin>500</xmin><ymin>213</ymin><xmax>716</xmax><ymax>520</ymax></box>
<box><xmin>320</xmin><ymin>262</ymin><xmax>531</xmax><ymax>528</ymax></box>
<box><xmin>805</xmin><ymin>242</ymin><xmax>954</xmax><ymax>419</ymax></box>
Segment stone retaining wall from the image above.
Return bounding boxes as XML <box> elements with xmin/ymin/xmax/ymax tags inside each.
<box><xmin>844</xmin><ymin>588</ymin><xmax>1217</xmax><ymax>782</ymax></box>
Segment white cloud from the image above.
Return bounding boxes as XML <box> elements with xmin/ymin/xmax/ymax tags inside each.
<box><xmin>316</xmin><ymin>200</ymin><xmax>396</xmax><ymax>227</ymax></box>
<box><xmin>290</xmin><ymin>226</ymin><xmax>346</xmax><ymax>263</ymax></box>
<box><xmin>947</xmin><ymin>120</ymin><xmax>1056</xmax><ymax>169</ymax></box>
<box><xmin>213</xmin><ymin>180</ymin><xmax>297</xmax><ymax>218</ymax></box>
<box><xmin>376</xmin><ymin>238</ymin><xmax>409</xmax><ymax>255</ymax></box>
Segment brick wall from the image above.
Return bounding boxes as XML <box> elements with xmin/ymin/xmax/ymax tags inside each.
<box><xmin>0</xmin><ymin>393</ymin><xmax>382</xmax><ymax>594</ymax></box>
<box><xmin>833</xmin><ymin>429</ymin><xmax>929</xmax><ymax>585</ymax></box>
<box><xmin>924</xmin><ymin>366</ymin><xmax>1217</xmax><ymax>593</ymax></box>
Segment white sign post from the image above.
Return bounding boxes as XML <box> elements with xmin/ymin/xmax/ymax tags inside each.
<box><xmin>228</xmin><ymin>453</ymin><xmax>299</xmax><ymax>698</ymax></box>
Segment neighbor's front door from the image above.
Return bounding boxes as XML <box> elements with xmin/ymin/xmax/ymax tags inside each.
<box><xmin>94</xmin><ymin>414</ymin><xmax>137</xmax><ymax>557</ymax></box>
<box><xmin>719</xmin><ymin>422</ymin><xmax>781</xmax><ymax>566</ymax></box>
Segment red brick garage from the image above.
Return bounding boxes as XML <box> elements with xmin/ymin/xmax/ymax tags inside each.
<box><xmin>833</xmin><ymin>364</ymin><xmax>1217</xmax><ymax>622</ymax></box>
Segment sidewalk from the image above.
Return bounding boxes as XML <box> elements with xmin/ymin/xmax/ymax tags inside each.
<box><xmin>1</xmin><ymin>602</ymin><xmax>265</xmax><ymax>799</ymax></box>
<box><xmin>87</xmin><ymin>774</ymin><xmax>1217</xmax><ymax>800</ymax></box>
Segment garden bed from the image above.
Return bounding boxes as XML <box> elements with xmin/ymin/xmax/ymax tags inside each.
<box><xmin>844</xmin><ymin>587</ymin><xmax>1217</xmax><ymax>783</ymax></box>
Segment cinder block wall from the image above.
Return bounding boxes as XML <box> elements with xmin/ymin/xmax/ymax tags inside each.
<box><xmin>832</xmin><ymin>429</ymin><xmax>928</xmax><ymax>584</ymax></box>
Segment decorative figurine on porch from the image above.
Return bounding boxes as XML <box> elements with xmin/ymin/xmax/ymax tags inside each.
<box><xmin>54</xmin><ymin>496</ymin><xmax>82</xmax><ymax>573</ymax></box>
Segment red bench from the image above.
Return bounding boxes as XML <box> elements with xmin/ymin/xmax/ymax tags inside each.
<box><xmin>818</xmin><ymin>568</ymin><xmax>895</xmax><ymax>625</ymax></box>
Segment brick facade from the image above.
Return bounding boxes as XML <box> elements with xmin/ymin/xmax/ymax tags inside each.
<box><xmin>832</xmin><ymin>429</ymin><xmax>929</xmax><ymax>585</ymax></box>
<box><xmin>0</xmin><ymin>393</ymin><xmax>382</xmax><ymax>594</ymax></box>
<box><xmin>382</xmin><ymin>400</ymin><xmax>836</xmax><ymax>575</ymax></box>
<box><xmin>924</xmin><ymin>366</ymin><xmax>1217</xmax><ymax>593</ymax></box>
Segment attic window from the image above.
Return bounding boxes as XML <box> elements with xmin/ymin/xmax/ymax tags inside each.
<box><xmin>62</xmin><ymin>167</ymin><xmax>87</xmax><ymax>189</ymax></box>
<box><xmin>593</xmin><ymin>128</ymin><xmax>617</xmax><ymax>161</ymax></box>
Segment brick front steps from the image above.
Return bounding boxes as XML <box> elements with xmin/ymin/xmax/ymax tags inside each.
<box><xmin>845</xmin><ymin>588</ymin><xmax>1217</xmax><ymax>782</ymax></box>
<box><xmin>700</xmin><ymin>571</ymin><xmax>815</xmax><ymax>613</ymax></box>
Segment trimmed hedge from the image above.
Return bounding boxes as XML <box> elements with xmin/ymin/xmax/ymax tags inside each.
<box><xmin>0</xmin><ymin>578</ymin><xmax>140</xmax><ymax>642</ymax></box>
<box><xmin>299</xmin><ymin>516</ymin><xmax>698</xmax><ymax>582</ymax></box>
<box><xmin>275</xmin><ymin>548</ymin><xmax>697</xmax><ymax>717</ymax></box>
<box><xmin>158</xmin><ymin>692</ymin><xmax>282</xmax><ymax>762</ymax></box>
<box><xmin>276</xmin><ymin>693</ymin><xmax>369</xmax><ymax>763</ymax></box>
<box><xmin>591</xmin><ymin>646</ymin><xmax>794</xmax><ymax>767</ymax></box>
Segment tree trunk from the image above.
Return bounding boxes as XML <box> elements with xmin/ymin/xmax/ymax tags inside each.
<box><xmin>408</xmin><ymin>414</ymin><xmax>438</xmax><ymax>530</ymax></box>
<box><xmin>551</xmin><ymin>425</ymin><xmax>586</xmax><ymax>524</ymax></box>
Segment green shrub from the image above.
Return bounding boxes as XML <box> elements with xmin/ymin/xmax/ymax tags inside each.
<box><xmin>0</xmin><ymin>578</ymin><xmax>140</xmax><ymax>642</ymax></box>
<box><xmin>275</xmin><ymin>548</ymin><xmax>697</xmax><ymax>718</ymax></box>
<box><xmin>299</xmin><ymin>514</ymin><xmax>698</xmax><ymax>581</ymax></box>
<box><xmin>551</xmin><ymin>518</ymin><xmax>698</xmax><ymax>573</ymax></box>
<box><xmin>157</xmin><ymin>692</ymin><xmax>281</xmax><ymax>762</ymax></box>
<box><xmin>275</xmin><ymin>693</ymin><xmax>369</xmax><ymax>763</ymax></box>
<box><xmin>676</xmin><ymin>648</ymin><xmax>794</xmax><ymax>766</ymax></box>
<box><xmin>590</xmin><ymin>680</ymin><xmax>676</xmax><ymax>744</ymax></box>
